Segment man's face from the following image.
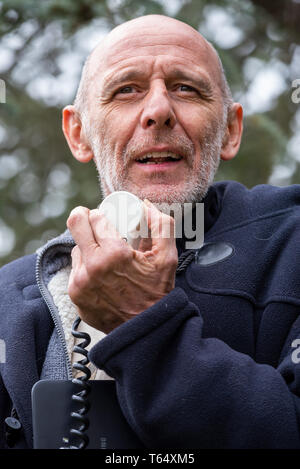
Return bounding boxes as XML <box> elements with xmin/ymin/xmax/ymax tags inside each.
<box><xmin>82</xmin><ymin>22</ymin><xmax>227</xmax><ymax>204</ymax></box>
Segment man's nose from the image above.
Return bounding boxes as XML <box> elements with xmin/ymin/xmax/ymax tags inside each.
<box><xmin>140</xmin><ymin>84</ymin><xmax>176</xmax><ymax>129</ymax></box>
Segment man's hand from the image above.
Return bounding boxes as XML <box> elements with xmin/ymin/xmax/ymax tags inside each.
<box><xmin>66</xmin><ymin>200</ymin><xmax>178</xmax><ymax>333</ymax></box>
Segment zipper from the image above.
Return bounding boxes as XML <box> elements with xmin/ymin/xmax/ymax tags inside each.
<box><xmin>35</xmin><ymin>238</ymin><xmax>75</xmax><ymax>380</ymax></box>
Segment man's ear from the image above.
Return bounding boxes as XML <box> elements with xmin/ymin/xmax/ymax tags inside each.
<box><xmin>62</xmin><ymin>105</ymin><xmax>94</xmax><ymax>163</ymax></box>
<box><xmin>220</xmin><ymin>103</ymin><xmax>243</xmax><ymax>161</ymax></box>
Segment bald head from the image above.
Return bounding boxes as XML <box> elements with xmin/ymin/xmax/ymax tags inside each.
<box><xmin>74</xmin><ymin>15</ymin><xmax>233</xmax><ymax>121</ymax></box>
<box><xmin>92</xmin><ymin>15</ymin><xmax>217</xmax><ymax>65</ymax></box>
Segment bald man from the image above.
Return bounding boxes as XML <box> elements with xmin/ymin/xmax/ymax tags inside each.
<box><xmin>0</xmin><ymin>15</ymin><xmax>300</xmax><ymax>449</ymax></box>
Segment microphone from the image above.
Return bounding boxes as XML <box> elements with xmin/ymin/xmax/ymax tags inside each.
<box><xmin>98</xmin><ymin>191</ymin><xmax>146</xmax><ymax>249</ymax></box>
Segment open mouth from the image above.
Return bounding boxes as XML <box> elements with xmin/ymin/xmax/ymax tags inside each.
<box><xmin>135</xmin><ymin>151</ymin><xmax>183</xmax><ymax>164</ymax></box>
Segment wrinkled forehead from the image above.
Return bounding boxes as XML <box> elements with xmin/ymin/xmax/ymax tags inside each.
<box><xmin>88</xmin><ymin>25</ymin><xmax>222</xmax><ymax>87</ymax></box>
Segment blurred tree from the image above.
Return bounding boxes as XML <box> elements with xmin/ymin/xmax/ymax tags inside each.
<box><xmin>0</xmin><ymin>0</ymin><xmax>299</xmax><ymax>266</ymax></box>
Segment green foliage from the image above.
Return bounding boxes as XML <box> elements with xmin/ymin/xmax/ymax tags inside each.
<box><xmin>216</xmin><ymin>113</ymin><xmax>287</xmax><ymax>186</ymax></box>
<box><xmin>0</xmin><ymin>0</ymin><xmax>299</xmax><ymax>266</ymax></box>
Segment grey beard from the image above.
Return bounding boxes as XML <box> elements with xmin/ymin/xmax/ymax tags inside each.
<box><xmin>91</xmin><ymin>128</ymin><xmax>223</xmax><ymax>207</ymax></box>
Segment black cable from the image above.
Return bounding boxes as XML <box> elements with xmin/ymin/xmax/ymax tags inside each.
<box><xmin>60</xmin><ymin>317</ymin><xmax>91</xmax><ymax>449</ymax></box>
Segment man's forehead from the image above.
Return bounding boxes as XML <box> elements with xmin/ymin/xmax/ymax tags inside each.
<box><xmin>104</xmin><ymin>34</ymin><xmax>210</xmax><ymax>66</ymax></box>
<box><xmin>103</xmin><ymin>15</ymin><xmax>208</xmax><ymax>54</ymax></box>
<box><xmin>87</xmin><ymin>17</ymin><xmax>221</xmax><ymax>82</ymax></box>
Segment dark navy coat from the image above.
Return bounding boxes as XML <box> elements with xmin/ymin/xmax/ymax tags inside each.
<box><xmin>1</xmin><ymin>181</ymin><xmax>300</xmax><ymax>448</ymax></box>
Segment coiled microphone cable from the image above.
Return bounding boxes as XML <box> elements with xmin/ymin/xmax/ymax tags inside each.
<box><xmin>60</xmin><ymin>316</ymin><xmax>91</xmax><ymax>449</ymax></box>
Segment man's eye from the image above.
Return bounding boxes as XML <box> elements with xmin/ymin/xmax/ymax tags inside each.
<box><xmin>117</xmin><ymin>86</ymin><xmax>135</xmax><ymax>94</ymax></box>
<box><xmin>178</xmin><ymin>84</ymin><xmax>197</xmax><ymax>93</ymax></box>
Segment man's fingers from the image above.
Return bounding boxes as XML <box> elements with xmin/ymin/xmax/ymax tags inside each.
<box><xmin>70</xmin><ymin>244</ymin><xmax>81</xmax><ymax>269</ymax></box>
<box><xmin>67</xmin><ymin>206</ymin><xmax>98</xmax><ymax>264</ymax></box>
<box><xmin>68</xmin><ymin>245</ymin><xmax>91</xmax><ymax>305</ymax></box>
<box><xmin>89</xmin><ymin>209</ymin><xmax>124</xmax><ymax>245</ymax></box>
<box><xmin>69</xmin><ymin>245</ymin><xmax>80</xmax><ymax>286</ymax></box>
<box><xmin>89</xmin><ymin>209</ymin><xmax>135</xmax><ymax>266</ymax></box>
